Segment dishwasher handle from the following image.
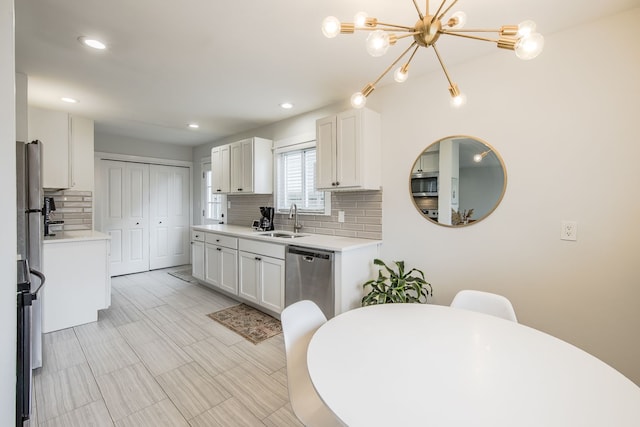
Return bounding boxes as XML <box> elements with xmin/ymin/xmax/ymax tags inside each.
<box><xmin>286</xmin><ymin>246</ymin><xmax>334</xmax><ymax>260</ymax></box>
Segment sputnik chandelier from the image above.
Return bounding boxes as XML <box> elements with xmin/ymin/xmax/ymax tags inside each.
<box><xmin>322</xmin><ymin>0</ymin><xmax>544</xmax><ymax>108</ymax></box>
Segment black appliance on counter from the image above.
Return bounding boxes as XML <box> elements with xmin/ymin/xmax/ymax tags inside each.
<box><xmin>259</xmin><ymin>206</ymin><xmax>275</xmax><ymax>231</ymax></box>
<box><xmin>43</xmin><ymin>196</ymin><xmax>63</xmax><ymax>237</ymax></box>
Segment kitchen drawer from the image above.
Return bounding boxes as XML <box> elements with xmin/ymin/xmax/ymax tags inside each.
<box><xmin>205</xmin><ymin>232</ymin><xmax>238</xmax><ymax>249</ymax></box>
<box><xmin>239</xmin><ymin>238</ymin><xmax>285</xmax><ymax>259</ymax></box>
<box><xmin>191</xmin><ymin>230</ymin><xmax>205</xmax><ymax>242</ymax></box>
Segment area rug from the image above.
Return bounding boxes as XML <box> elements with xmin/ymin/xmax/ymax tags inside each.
<box><xmin>208</xmin><ymin>304</ymin><xmax>282</xmax><ymax>345</ymax></box>
<box><xmin>168</xmin><ymin>268</ymin><xmax>198</xmax><ymax>284</ymax></box>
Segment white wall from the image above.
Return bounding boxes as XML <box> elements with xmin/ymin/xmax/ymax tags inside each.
<box><xmin>96</xmin><ymin>132</ymin><xmax>192</xmax><ymax>161</ymax></box>
<box><xmin>368</xmin><ymin>9</ymin><xmax>640</xmax><ymax>383</ymax></box>
<box><xmin>192</xmin><ymin>8</ymin><xmax>640</xmax><ymax>385</ymax></box>
<box><xmin>1</xmin><ymin>0</ymin><xmax>16</xmax><ymax>422</ymax></box>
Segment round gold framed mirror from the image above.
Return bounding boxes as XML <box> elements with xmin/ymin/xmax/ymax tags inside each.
<box><xmin>410</xmin><ymin>135</ymin><xmax>507</xmax><ymax>227</ymax></box>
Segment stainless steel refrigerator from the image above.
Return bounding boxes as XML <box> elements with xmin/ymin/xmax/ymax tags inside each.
<box><xmin>16</xmin><ymin>140</ymin><xmax>46</xmax><ymax>425</ymax></box>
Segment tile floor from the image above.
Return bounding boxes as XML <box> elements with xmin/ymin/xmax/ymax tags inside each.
<box><xmin>31</xmin><ymin>267</ymin><xmax>304</xmax><ymax>427</ymax></box>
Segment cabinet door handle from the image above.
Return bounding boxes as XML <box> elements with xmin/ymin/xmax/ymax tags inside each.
<box><xmin>335</xmin><ymin>181</ymin><xmax>340</xmax><ymax>186</ymax></box>
<box><xmin>159</xmin><ymin>221</ymin><xmax>162</xmax><ymax>224</ymax></box>
<box><xmin>216</xmin><ymin>189</ymin><xmax>221</xmax><ymax>192</ymax></box>
<box><xmin>216</xmin><ymin>247</ymin><xmax>222</xmax><ymax>251</ymax></box>
<box><xmin>136</xmin><ymin>222</ymin><xmax>140</xmax><ymax>225</ymax></box>
<box><xmin>255</xmin><ymin>256</ymin><xmax>262</xmax><ymax>261</ymax></box>
<box><xmin>216</xmin><ymin>239</ymin><xmax>220</xmax><ymax>242</ymax></box>
<box><xmin>237</xmin><ymin>188</ymin><xmax>243</xmax><ymax>191</ymax></box>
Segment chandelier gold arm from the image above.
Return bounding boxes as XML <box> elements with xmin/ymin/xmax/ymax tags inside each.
<box><xmin>431</xmin><ymin>0</ymin><xmax>449</xmax><ymax>25</ymax></box>
<box><xmin>355</xmin><ymin>26</ymin><xmax>419</xmax><ymax>33</ymax></box>
<box><xmin>431</xmin><ymin>43</ymin><xmax>456</xmax><ymax>89</ymax></box>
<box><xmin>397</xmin><ymin>32</ymin><xmax>423</xmax><ymax>41</ymax></box>
<box><xmin>437</xmin><ymin>0</ymin><xmax>459</xmax><ymax>22</ymax></box>
<box><xmin>413</xmin><ymin>0</ymin><xmax>425</xmax><ymax>20</ymax></box>
<box><xmin>362</xmin><ymin>42</ymin><xmax>418</xmax><ymax>90</ymax></box>
<box><xmin>372</xmin><ymin>22</ymin><xmax>417</xmax><ymax>31</ymax></box>
<box><xmin>401</xmin><ymin>43</ymin><xmax>421</xmax><ymax>73</ymax></box>
<box><xmin>440</xmin><ymin>31</ymin><xmax>500</xmax><ymax>44</ymax></box>
<box><xmin>441</xmin><ymin>31</ymin><xmax>519</xmax><ymax>51</ymax></box>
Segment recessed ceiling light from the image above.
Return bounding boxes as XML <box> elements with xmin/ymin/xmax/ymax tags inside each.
<box><xmin>78</xmin><ymin>36</ymin><xmax>107</xmax><ymax>50</ymax></box>
<box><xmin>280</xmin><ymin>102</ymin><xmax>294</xmax><ymax>109</ymax></box>
<box><xmin>61</xmin><ymin>97</ymin><xmax>78</xmax><ymax>103</ymax></box>
<box><xmin>188</xmin><ymin>123</ymin><xmax>199</xmax><ymax>129</ymax></box>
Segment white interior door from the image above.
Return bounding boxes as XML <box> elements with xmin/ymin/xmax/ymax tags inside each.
<box><xmin>101</xmin><ymin>160</ymin><xmax>150</xmax><ymax>276</ymax></box>
<box><xmin>149</xmin><ymin>164</ymin><xmax>190</xmax><ymax>269</ymax></box>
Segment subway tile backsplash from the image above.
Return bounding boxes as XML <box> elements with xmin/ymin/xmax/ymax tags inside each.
<box><xmin>227</xmin><ymin>190</ymin><xmax>382</xmax><ymax>240</ymax></box>
<box><xmin>43</xmin><ymin>190</ymin><xmax>93</xmax><ymax>231</ymax></box>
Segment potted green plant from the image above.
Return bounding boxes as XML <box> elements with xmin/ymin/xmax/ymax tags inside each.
<box><xmin>362</xmin><ymin>259</ymin><xmax>433</xmax><ymax>306</ymax></box>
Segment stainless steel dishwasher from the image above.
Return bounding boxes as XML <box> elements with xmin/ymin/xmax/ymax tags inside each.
<box><xmin>285</xmin><ymin>246</ymin><xmax>335</xmax><ymax>318</ymax></box>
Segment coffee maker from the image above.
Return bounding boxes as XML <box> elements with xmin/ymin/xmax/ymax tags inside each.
<box><xmin>259</xmin><ymin>206</ymin><xmax>275</xmax><ymax>231</ymax></box>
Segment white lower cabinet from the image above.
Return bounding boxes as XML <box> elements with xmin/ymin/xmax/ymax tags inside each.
<box><xmin>42</xmin><ymin>235</ymin><xmax>111</xmax><ymax>333</ymax></box>
<box><xmin>204</xmin><ymin>233</ymin><xmax>238</xmax><ymax>294</ymax></box>
<box><xmin>191</xmin><ymin>231</ymin><xmax>205</xmax><ymax>281</ymax></box>
<box><xmin>238</xmin><ymin>239</ymin><xmax>285</xmax><ymax>314</ymax></box>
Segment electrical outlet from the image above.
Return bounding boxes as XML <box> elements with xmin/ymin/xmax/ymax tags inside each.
<box><xmin>338</xmin><ymin>211</ymin><xmax>345</xmax><ymax>223</ymax></box>
<box><xmin>561</xmin><ymin>221</ymin><xmax>577</xmax><ymax>241</ymax></box>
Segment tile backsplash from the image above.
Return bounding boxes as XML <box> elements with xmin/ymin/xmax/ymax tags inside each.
<box><xmin>43</xmin><ymin>189</ymin><xmax>93</xmax><ymax>231</ymax></box>
<box><xmin>227</xmin><ymin>190</ymin><xmax>382</xmax><ymax>240</ymax></box>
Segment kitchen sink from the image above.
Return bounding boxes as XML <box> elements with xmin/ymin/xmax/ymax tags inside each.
<box><xmin>259</xmin><ymin>232</ymin><xmax>306</xmax><ymax>239</ymax></box>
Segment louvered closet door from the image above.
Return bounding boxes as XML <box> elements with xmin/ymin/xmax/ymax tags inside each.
<box><xmin>149</xmin><ymin>164</ymin><xmax>190</xmax><ymax>269</ymax></box>
<box><xmin>101</xmin><ymin>160</ymin><xmax>150</xmax><ymax>276</ymax></box>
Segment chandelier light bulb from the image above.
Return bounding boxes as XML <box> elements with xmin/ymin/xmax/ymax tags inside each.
<box><xmin>515</xmin><ymin>32</ymin><xmax>544</xmax><ymax>60</ymax></box>
<box><xmin>517</xmin><ymin>20</ymin><xmax>537</xmax><ymax>38</ymax></box>
<box><xmin>450</xmin><ymin>92</ymin><xmax>467</xmax><ymax>108</ymax></box>
<box><xmin>449</xmin><ymin>11</ymin><xmax>467</xmax><ymax>29</ymax></box>
<box><xmin>350</xmin><ymin>92</ymin><xmax>367</xmax><ymax>109</ymax></box>
<box><xmin>366</xmin><ymin>30</ymin><xmax>390</xmax><ymax>57</ymax></box>
<box><xmin>354</xmin><ymin>11</ymin><xmax>368</xmax><ymax>28</ymax></box>
<box><xmin>322</xmin><ymin>16</ymin><xmax>341</xmax><ymax>38</ymax></box>
<box><xmin>393</xmin><ymin>67</ymin><xmax>409</xmax><ymax>83</ymax></box>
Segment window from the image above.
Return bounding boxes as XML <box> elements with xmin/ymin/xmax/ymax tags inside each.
<box><xmin>276</xmin><ymin>143</ymin><xmax>329</xmax><ymax>215</ymax></box>
<box><xmin>201</xmin><ymin>160</ymin><xmax>226</xmax><ymax>223</ymax></box>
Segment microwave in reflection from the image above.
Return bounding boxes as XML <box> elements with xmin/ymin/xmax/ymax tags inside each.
<box><xmin>411</xmin><ymin>172</ymin><xmax>438</xmax><ymax>197</ymax></box>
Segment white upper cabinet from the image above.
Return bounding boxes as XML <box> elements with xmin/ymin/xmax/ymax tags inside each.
<box><xmin>211</xmin><ymin>137</ymin><xmax>273</xmax><ymax>195</ymax></box>
<box><xmin>29</xmin><ymin>107</ymin><xmax>70</xmax><ymax>189</ymax></box>
<box><xmin>28</xmin><ymin>107</ymin><xmax>94</xmax><ymax>190</ymax></box>
<box><xmin>230</xmin><ymin>137</ymin><xmax>273</xmax><ymax>194</ymax></box>
<box><xmin>70</xmin><ymin>115</ymin><xmax>95</xmax><ymax>191</ymax></box>
<box><xmin>211</xmin><ymin>144</ymin><xmax>230</xmax><ymax>194</ymax></box>
<box><xmin>412</xmin><ymin>151</ymin><xmax>439</xmax><ymax>174</ymax></box>
<box><xmin>316</xmin><ymin>108</ymin><xmax>381</xmax><ymax>191</ymax></box>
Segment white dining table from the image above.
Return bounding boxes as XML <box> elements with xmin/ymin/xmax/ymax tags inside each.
<box><xmin>307</xmin><ymin>303</ymin><xmax>640</xmax><ymax>427</ymax></box>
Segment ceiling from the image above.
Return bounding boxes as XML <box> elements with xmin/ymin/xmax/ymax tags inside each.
<box><xmin>15</xmin><ymin>0</ymin><xmax>640</xmax><ymax>146</ymax></box>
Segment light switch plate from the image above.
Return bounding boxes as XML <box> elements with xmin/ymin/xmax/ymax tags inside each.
<box><xmin>338</xmin><ymin>211</ymin><xmax>345</xmax><ymax>223</ymax></box>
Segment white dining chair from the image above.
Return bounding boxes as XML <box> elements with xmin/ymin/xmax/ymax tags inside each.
<box><xmin>450</xmin><ymin>289</ymin><xmax>518</xmax><ymax>322</ymax></box>
<box><xmin>281</xmin><ymin>300</ymin><xmax>344</xmax><ymax>427</ymax></box>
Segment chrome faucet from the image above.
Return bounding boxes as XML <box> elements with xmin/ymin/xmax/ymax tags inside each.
<box><xmin>289</xmin><ymin>203</ymin><xmax>302</xmax><ymax>233</ymax></box>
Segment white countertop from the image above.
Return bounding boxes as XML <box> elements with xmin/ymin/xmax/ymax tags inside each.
<box><xmin>44</xmin><ymin>230</ymin><xmax>111</xmax><ymax>243</ymax></box>
<box><xmin>192</xmin><ymin>224</ymin><xmax>381</xmax><ymax>252</ymax></box>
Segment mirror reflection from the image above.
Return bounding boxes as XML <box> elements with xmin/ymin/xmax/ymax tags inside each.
<box><xmin>410</xmin><ymin>136</ymin><xmax>507</xmax><ymax>227</ymax></box>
